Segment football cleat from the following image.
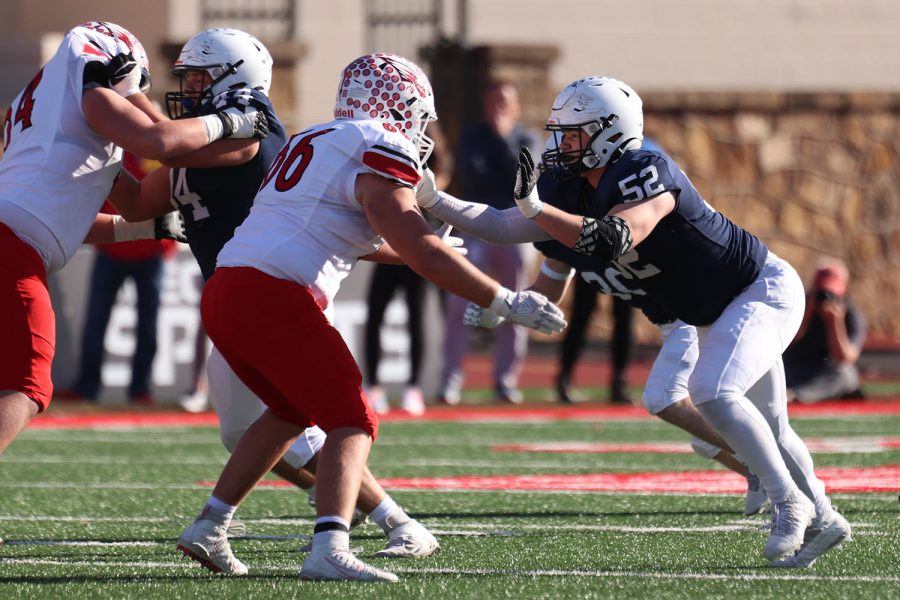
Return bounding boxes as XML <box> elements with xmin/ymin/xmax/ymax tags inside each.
<box><xmin>225</xmin><ymin>518</ymin><xmax>246</xmax><ymax>538</ymax></box>
<box><xmin>374</xmin><ymin>519</ymin><xmax>440</xmax><ymax>558</ymax></box>
<box><xmin>399</xmin><ymin>386</ymin><xmax>426</xmax><ymax>416</ymax></box>
<box><xmin>743</xmin><ymin>471</ymin><xmax>770</xmax><ymax>516</ymax></box>
<box><xmin>365</xmin><ymin>385</ymin><xmax>390</xmax><ymax>415</ymax></box>
<box><xmin>764</xmin><ymin>490</ymin><xmax>815</xmax><ymax>560</ymax></box>
<box><xmin>177</xmin><ymin>517</ymin><xmax>248</xmax><ymax>575</ymax></box>
<box><xmin>301</xmin><ymin>548</ymin><xmax>398</xmax><ymax>582</ymax></box>
<box><xmin>770</xmin><ymin>509</ymin><xmax>851</xmax><ymax>568</ymax></box>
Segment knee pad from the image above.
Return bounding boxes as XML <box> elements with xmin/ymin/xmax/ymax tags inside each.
<box><xmin>690</xmin><ymin>436</ymin><xmax>721</xmax><ymax>459</ymax></box>
<box><xmin>282</xmin><ymin>425</ymin><xmax>327</xmax><ymax>469</ymax></box>
<box><xmin>219</xmin><ymin>428</ymin><xmax>243</xmax><ymax>454</ymax></box>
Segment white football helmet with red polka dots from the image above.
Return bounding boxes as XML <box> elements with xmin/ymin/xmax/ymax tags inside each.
<box><xmin>334</xmin><ymin>53</ymin><xmax>437</xmax><ymax>166</ymax></box>
<box><xmin>72</xmin><ymin>21</ymin><xmax>151</xmax><ymax>92</ymax></box>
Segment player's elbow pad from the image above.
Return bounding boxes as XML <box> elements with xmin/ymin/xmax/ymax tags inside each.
<box><xmin>573</xmin><ymin>215</ymin><xmax>633</xmax><ymax>261</ymax></box>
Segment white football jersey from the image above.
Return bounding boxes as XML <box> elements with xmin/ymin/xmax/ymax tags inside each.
<box><xmin>0</xmin><ymin>28</ymin><xmax>123</xmax><ymax>273</ymax></box>
<box><xmin>216</xmin><ymin>118</ymin><xmax>422</xmax><ymax>321</ymax></box>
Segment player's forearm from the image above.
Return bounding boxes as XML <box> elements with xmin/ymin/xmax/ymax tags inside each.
<box><xmin>402</xmin><ymin>239</ymin><xmax>498</xmax><ymax>307</ymax></box>
<box><xmin>532</xmin><ymin>203</ymin><xmax>583</xmax><ymax>247</ymax></box>
<box><xmin>127</xmin><ymin>93</ymin><xmax>167</xmax><ymax>123</ymax></box>
<box><xmin>427</xmin><ymin>192</ymin><xmax>550</xmax><ymax>244</ymax></box>
<box><xmin>160</xmin><ymin>138</ymin><xmax>259</xmax><ymax>168</ymax></box>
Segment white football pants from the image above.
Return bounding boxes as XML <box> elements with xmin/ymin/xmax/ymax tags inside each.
<box><xmin>646</xmin><ymin>254</ymin><xmax>830</xmax><ymax>513</ymax></box>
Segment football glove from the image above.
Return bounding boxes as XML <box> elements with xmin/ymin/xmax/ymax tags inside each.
<box><xmin>514</xmin><ymin>147</ymin><xmax>543</xmax><ymax>219</ymax></box>
<box><xmin>217</xmin><ymin>107</ymin><xmax>270</xmax><ymax>140</ymax></box>
<box><xmin>489</xmin><ymin>287</ymin><xmax>567</xmax><ymax>335</ymax></box>
<box><xmin>106</xmin><ymin>53</ymin><xmax>143</xmax><ymax>98</ymax></box>
<box><xmin>415</xmin><ymin>167</ymin><xmax>441</xmax><ymax>209</ymax></box>
<box><xmin>154</xmin><ymin>211</ymin><xmax>187</xmax><ymax>243</ymax></box>
<box><xmin>434</xmin><ymin>223</ymin><xmax>467</xmax><ymax>256</ymax></box>
<box><xmin>463</xmin><ymin>302</ymin><xmax>505</xmax><ymax>328</ymax></box>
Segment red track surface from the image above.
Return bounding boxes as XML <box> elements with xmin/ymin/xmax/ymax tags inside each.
<box><xmin>28</xmin><ymin>399</ymin><xmax>900</xmax><ymax>429</ymax></box>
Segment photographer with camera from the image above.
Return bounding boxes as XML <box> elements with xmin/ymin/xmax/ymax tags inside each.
<box><xmin>783</xmin><ymin>259</ymin><xmax>866</xmax><ymax>403</ymax></box>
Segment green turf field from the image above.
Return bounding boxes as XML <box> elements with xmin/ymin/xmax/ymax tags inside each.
<box><xmin>0</xmin><ymin>410</ymin><xmax>898</xmax><ymax>599</ymax></box>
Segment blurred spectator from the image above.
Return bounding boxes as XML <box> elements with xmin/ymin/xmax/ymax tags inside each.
<box><xmin>59</xmin><ymin>154</ymin><xmax>176</xmax><ymax>404</ymax></box>
<box><xmin>177</xmin><ymin>317</ymin><xmax>211</xmax><ymax>413</ymax></box>
<box><xmin>439</xmin><ymin>80</ymin><xmax>542</xmax><ymax>404</ymax></box>
<box><xmin>783</xmin><ymin>259</ymin><xmax>866</xmax><ymax>403</ymax></box>
<box><xmin>556</xmin><ymin>276</ymin><xmax>633</xmax><ymax>404</ymax></box>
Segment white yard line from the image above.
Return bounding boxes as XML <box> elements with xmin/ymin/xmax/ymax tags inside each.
<box><xmin>0</xmin><ymin>557</ymin><xmax>897</xmax><ymax>584</ymax></box>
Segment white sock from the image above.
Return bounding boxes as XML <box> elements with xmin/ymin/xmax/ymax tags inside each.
<box><xmin>695</xmin><ymin>395</ymin><xmax>796</xmax><ymax>503</ymax></box>
<box><xmin>369</xmin><ymin>495</ymin><xmax>410</xmax><ymax>534</ymax></box>
<box><xmin>312</xmin><ymin>516</ymin><xmax>350</xmax><ymax>552</ymax></box>
<box><xmin>201</xmin><ymin>495</ymin><xmax>237</xmax><ymax>527</ymax></box>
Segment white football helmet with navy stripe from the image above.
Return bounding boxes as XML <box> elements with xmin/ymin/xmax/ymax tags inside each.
<box><xmin>543</xmin><ymin>76</ymin><xmax>643</xmax><ymax>176</ymax></box>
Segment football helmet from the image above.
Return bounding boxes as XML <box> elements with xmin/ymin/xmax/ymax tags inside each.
<box><xmin>542</xmin><ymin>76</ymin><xmax>643</xmax><ymax>176</ymax></box>
<box><xmin>334</xmin><ymin>53</ymin><xmax>437</xmax><ymax>166</ymax></box>
<box><xmin>73</xmin><ymin>21</ymin><xmax>151</xmax><ymax>93</ymax></box>
<box><xmin>166</xmin><ymin>28</ymin><xmax>273</xmax><ymax>119</ymax></box>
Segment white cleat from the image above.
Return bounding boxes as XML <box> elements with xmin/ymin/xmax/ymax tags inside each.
<box><xmin>301</xmin><ymin>548</ymin><xmax>398</xmax><ymax>582</ymax></box>
<box><xmin>365</xmin><ymin>385</ymin><xmax>390</xmax><ymax>415</ymax></box>
<box><xmin>743</xmin><ymin>471</ymin><xmax>770</xmax><ymax>516</ymax></box>
<box><xmin>399</xmin><ymin>386</ymin><xmax>426</xmax><ymax>416</ymax></box>
<box><xmin>225</xmin><ymin>518</ymin><xmax>246</xmax><ymax>538</ymax></box>
<box><xmin>375</xmin><ymin>519</ymin><xmax>440</xmax><ymax>558</ymax></box>
<box><xmin>178</xmin><ymin>390</ymin><xmax>209</xmax><ymax>413</ymax></box>
<box><xmin>764</xmin><ymin>490</ymin><xmax>815</xmax><ymax>560</ymax></box>
<box><xmin>770</xmin><ymin>509</ymin><xmax>851</xmax><ymax>568</ymax></box>
<box><xmin>177</xmin><ymin>517</ymin><xmax>248</xmax><ymax>576</ymax></box>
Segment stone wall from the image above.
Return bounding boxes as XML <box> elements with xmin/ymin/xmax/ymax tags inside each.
<box><xmin>621</xmin><ymin>92</ymin><xmax>900</xmax><ymax>346</ymax></box>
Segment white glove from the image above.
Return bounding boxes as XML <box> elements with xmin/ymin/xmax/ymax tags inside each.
<box><xmin>514</xmin><ymin>147</ymin><xmax>543</xmax><ymax>219</ymax></box>
<box><xmin>489</xmin><ymin>287</ymin><xmax>567</xmax><ymax>335</ymax></box>
<box><xmin>415</xmin><ymin>167</ymin><xmax>441</xmax><ymax>209</ymax></box>
<box><xmin>199</xmin><ymin>107</ymin><xmax>269</xmax><ymax>143</ymax></box>
<box><xmin>106</xmin><ymin>53</ymin><xmax>142</xmax><ymax>98</ymax></box>
<box><xmin>464</xmin><ymin>302</ymin><xmax>506</xmax><ymax>328</ymax></box>
<box><xmin>434</xmin><ymin>223</ymin><xmax>467</xmax><ymax>256</ymax></box>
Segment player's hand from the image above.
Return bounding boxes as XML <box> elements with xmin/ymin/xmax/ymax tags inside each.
<box><xmin>489</xmin><ymin>287</ymin><xmax>567</xmax><ymax>334</ymax></box>
<box><xmin>463</xmin><ymin>302</ymin><xmax>505</xmax><ymax>328</ymax></box>
<box><xmin>106</xmin><ymin>53</ymin><xmax>143</xmax><ymax>98</ymax></box>
<box><xmin>217</xmin><ymin>107</ymin><xmax>269</xmax><ymax>139</ymax></box>
<box><xmin>434</xmin><ymin>223</ymin><xmax>467</xmax><ymax>256</ymax></box>
<box><xmin>514</xmin><ymin>147</ymin><xmax>543</xmax><ymax>219</ymax></box>
<box><xmin>154</xmin><ymin>212</ymin><xmax>187</xmax><ymax>242</ymax></box>
<box><xmin>415</xmin><ymin>167</ymin><xmax>440</xmax><ymax>209</ymax></box>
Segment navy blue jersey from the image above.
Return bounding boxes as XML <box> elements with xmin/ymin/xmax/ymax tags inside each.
<box><xmin>535</xmin><ymin>147</ymin><xmax>767</xmax><ymax>326</ymax></box>
<box><xmin>170</xmin><ymin>89</ymin><xmax>288</xmax><ymax>280</ymax></box>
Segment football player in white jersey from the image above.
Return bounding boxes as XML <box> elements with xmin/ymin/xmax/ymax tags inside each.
<box><xmin>110</xmin><ymin>28</ymin><xmax>442</xmax><ymax>559</ymax></box>
<box><xmin>175</xmin><ymin>53</ymin><xmax>567</xmax><ymax>582</ymax></box>
<box><xmin>0</xmin><ymin>21</ymin><xmax>266</xmax><ymax>459</ymax></box>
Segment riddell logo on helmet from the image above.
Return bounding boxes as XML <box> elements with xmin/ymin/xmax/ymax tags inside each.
<box><xmin>335</xmin><ymin>108</ymin><xmax>354</xmax><ymax>118</ymax></box>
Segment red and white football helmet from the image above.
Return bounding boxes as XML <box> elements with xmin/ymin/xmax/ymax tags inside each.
<box><xmin>72</xmin><ymin>21</ymin><xmax>151</xmax><ymax>93</ymax></box>
<box><xmin>334</xmin><ymin>53</ymin><xmax>437</xmax><ymax>166</ymax></box>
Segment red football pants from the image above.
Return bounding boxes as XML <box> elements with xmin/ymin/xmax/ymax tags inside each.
<box><xmin>201</xmin><ymin>266</ymin><xmax>377</xmax><ymax>439</ymax></box>
<box><xmin>0</xmin><ymin>222</ymin><xmax>54</xmax><ymax>411</ymax></box>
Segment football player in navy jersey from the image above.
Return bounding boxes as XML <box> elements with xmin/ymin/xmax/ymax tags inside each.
<box><xmin>108</xmin><ymin>31</ymin><xmax>444</xmax><ymax>568</ymax></box>
<box><xmin>417</xmin><ymin>76</ymin><xmax>850</xmax><ymax>568</ymax></box>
